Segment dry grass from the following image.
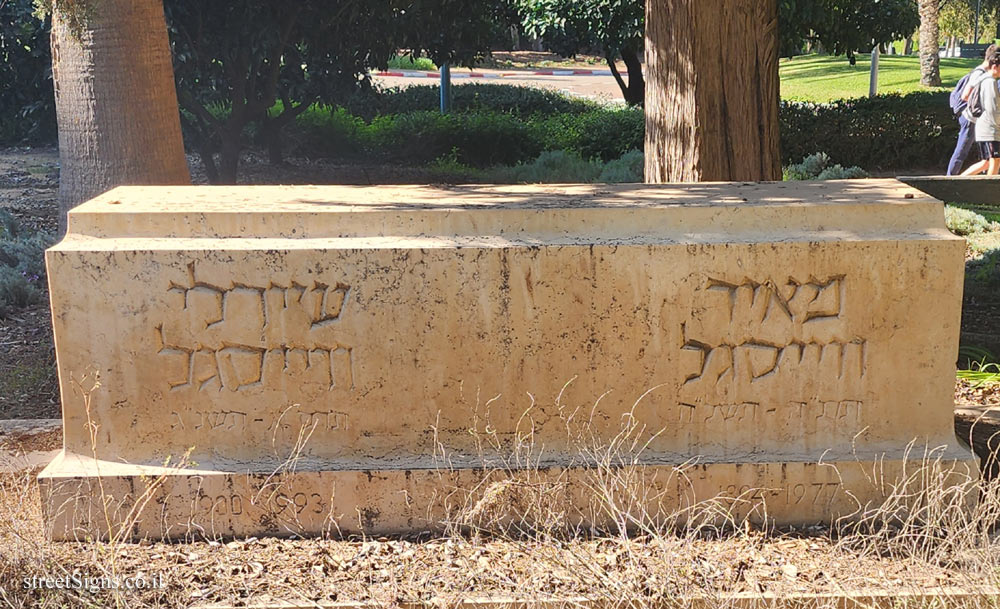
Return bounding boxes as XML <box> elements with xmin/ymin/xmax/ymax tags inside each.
<box><xmin>1</xmin><ymin>386</ymin><xmax>999</xmax><ymax>608</ymax></box>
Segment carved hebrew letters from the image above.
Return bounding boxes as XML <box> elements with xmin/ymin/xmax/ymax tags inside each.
<box><xmin>680</xmin><ymin>275</ymin><xmax>867</xmax><ymax>399</ymax></box>
<box><xmin>156</xmin><ymin>263</ymin><xmax>354</xmax><ymax>393</ymax></box>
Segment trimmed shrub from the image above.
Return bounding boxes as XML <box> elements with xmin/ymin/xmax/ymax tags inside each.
<box><xmin>342</xmin><ymin>83</ymin><xmax>599</xmax><ymax>119</ymax></box>
<box><xmin>386</xmin><ymin>55</ymin><xmax>437</xmax><ymax>71</ymax></box>
<box><xmin>780</xmin><ymin>92</ymin><xmax>956</xmax><ymax>172</ymax></box>
<box><xmin>367</xmin><ymin>111</ymin><xmax>545</xmax><ymax>167</ymax></box>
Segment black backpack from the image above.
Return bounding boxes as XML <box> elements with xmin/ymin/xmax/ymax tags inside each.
<box><xmin>967</xmin><ymin>78</ymin><xmax>987</xmax><ymax>120</ymax></box>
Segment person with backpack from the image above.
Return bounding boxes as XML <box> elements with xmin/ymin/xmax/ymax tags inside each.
<box><xmin>961</xmin><ymin>49</ymin><xmax>1000</xmax><ymax>176</ymax></box>
<box><xmin>947</xmin><ymin>44</ymin><xmax>997</xmax><ymax>175</ymax></box>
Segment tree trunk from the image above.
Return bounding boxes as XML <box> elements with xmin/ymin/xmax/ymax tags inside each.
<box><xmin>644</xmin><ymin>0</ymin><xmax>781</xmax><ymax>182</ymax></box>
<box><xmin>607</xmin><ymin>46</ymin><xmax>645</xmax><ymax>106</ymax></box>
<box><xmin>904</xmin><ymin>34</ymin><xmax>914</xmax><ymax>56</ymax></box>
<box><xmin>51</xmin><ymin>0</ymin><xmax>189</xmax><ymax>234</ymax></box>
<box><xmin>919</xmin><ymin>0</ymin><xmax>942</xmax><ymax>86</ymax></box>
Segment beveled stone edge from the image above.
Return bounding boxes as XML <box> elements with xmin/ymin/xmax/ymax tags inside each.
<box><xmin>193</xmin><ymin>587</ymin><xmax>1000</xmax><ymax>609</ymax></box>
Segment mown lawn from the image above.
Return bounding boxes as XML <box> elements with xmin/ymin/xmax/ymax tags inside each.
<box><xmin>780</xmin><ymin>54</ymin><xmax>981</xmax><ymax>102</ymax></box>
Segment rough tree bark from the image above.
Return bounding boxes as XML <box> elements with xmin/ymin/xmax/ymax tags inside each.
<box><xmin>644</xmin><ymin>0</ymin><xmax>780</xmax><ymax>182</ymax></box>
<box><xmin>919</xmin><ymin>0</ymin><xmax>942</xmax><ymax>86</ymax></box>
<box><xmin>50</xmin><ymin>0</ymin><xmax>189</xmax><ymax>233</ymax></box>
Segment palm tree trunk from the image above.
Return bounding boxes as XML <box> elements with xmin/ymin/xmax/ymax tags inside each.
<box><xmin>644</xmin><ymin>0</ymin><xmax>781</xmax><ymax>182</ymax></box>
<box><xmin>51</xmin><ymin>0</ymin><xmax>189</xmax><ymax>234</ymax></box>
<box><xmin>919</xmin><ymin>0</ymin><xmax>942</xmax><ymax>86</ymax></box>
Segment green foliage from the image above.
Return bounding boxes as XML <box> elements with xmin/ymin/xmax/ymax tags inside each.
<box><xmin>367</xmin><ymin>111</ymin><xmax>545</xmax><ymax>167</ymax></box>
<box><xmin>807</xmin><ymin>0</ymin><xmax>919</xmax><ymax>61</ymax></box>
<box><xmin>941</xmin><ymin>0</ymin><xmax>1000</xmax><ymax>43</ymax></box>
<box><xmin>342</xmin><ymin>84</ymin><xmax>599</xmax><ymax>120</ymax></box>
<box><xmin>516</xmin><ymin>0</ymin><xmax>643</xmax><ymax>60</ymax></box>
<box><xmin>598</xmin><ymin>149</ymin><xmax>643</xmax><ymax>182</ymax></box>
<box><xmin>780</xmin><ymin>92</ymin><xmax>957</xmax><ymax>171</ymax></box>
<box><xmin>0</xmin><ymin>0</ymin><xmax>56</xmax><ymax>144</ymax></box>
<box><xmin>969</xmin><ymin>249</ymin><xmax>1000</xmax><ymax>290</ymax></box>
<box><xmin>956</xmin><ymin>354</ymin><xmax>1000</xmax><ymax>386</ymax></box>
<box><xmin>945</xmin><ymin>205</ymin><xmax>1000</xmax><ymax>236</ymax></box>
<box><xmin>289</xmin><ymin>104</ymin><xmax>643</xmax><ymax>168</ymax></box>
<box><xmin>386</xmin><ymin>55</ymin><xmax>437</xmax><ymax>71</ymax></box>
<box><xmin>485</xmin><ymin>149</ymin><xmax>643</xmax><ymax>184</ymax></box>
<box><xmin>489</xmin><ymin>150</ymin><xmax>603</xmax><ymax>183</ymax></box>
<box><xmin>0</xmin><ymin>210</ymin><xmax>52</xmax><ymax>318</ymax></box>
<box><xmin>165</xmin><ymin>0</ymin><xmax>515</xmax><ymax>181</ymax></box>
<box><xmin>782</xmin><ymin>152</ymin><xmax>868</xmax><ymax>180</ymax></box>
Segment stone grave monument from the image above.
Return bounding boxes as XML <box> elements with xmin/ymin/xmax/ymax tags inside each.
<box><xmin>39</xmin><ymin>181</ymin><xmax>977</xmax><ymax>539</ymax></box>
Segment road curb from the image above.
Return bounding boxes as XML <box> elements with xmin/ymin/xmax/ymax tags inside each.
<box><xmin>374</xmin><ymin>69</ymin><xmax>615</xmax><ymax>79</ymax></box>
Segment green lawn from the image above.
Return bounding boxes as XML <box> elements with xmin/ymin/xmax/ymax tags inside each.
<box><xmin>779</xmin><ymin>54</ymin><xmax>980</xmax><ymax>103</ymax></box>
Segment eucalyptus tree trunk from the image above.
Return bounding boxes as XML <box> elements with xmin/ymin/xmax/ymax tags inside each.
<box><xmin>918</xmin><ymin>0</ymin><xmax>942</xmax><ymax>86</ymax></box>
<box><xmin>644</xmin><ymin>0</ymin><xmax>781</xmax><ymax>182</ymax></box>
<box><xmin>50</xmin><ymin>0</ymin><xmax>189</xmax><ymax>234</ymax></box>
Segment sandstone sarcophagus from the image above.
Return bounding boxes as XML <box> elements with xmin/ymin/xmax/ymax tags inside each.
<box><xmin>39</xmin><ymin>181</ymin><xmax>976</xmax><ymax>539</ymax></box>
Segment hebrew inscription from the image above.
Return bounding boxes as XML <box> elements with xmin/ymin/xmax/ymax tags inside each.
<box><xmin>169</xmin><ymin>409</ymin><xmax>349</xmax><ymax>432</ymax></box>
<box><xmin>677</xmin><ymin>399</ymin><xmax>863</xmax><ymax>424</ymax></box>
<box><xmin>156</xmin><ymin>263</ymin><xmax>354</xmax><ymax>393</ymax></box>
<box><xmin>680</xmin><ymin>275</ymin><xmax>867</xmax><ymax>395</ymax></box>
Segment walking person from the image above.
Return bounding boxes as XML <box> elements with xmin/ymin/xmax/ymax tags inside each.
<box><xmin>962</xmin><ymin>50</ymin><xmax>1000</xmax><ymax>176</ymax></box>
<box><xmin>948</xmin><ymin>44</ymin><xmax>997</xmax><ymax>175</ymax></box>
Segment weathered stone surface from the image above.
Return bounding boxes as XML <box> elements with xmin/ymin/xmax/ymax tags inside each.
<box><xmin>39</xmin><ymin>181</ymin><xmax>977</xmax><ymax>540</ymax></box>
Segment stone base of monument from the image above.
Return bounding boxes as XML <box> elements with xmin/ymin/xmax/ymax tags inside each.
<box><xmin>39</xmin><ymin>452</ymin><xmax>975</xmax><ymax>540</ymax></box>
<box><xmin>39</xmin><ymin>181</ymin><xmax>978</xmax><ymax>540</ymax></box>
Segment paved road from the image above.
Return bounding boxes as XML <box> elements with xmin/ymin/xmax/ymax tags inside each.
<box><xmin>373</xmin><ymin>68</ymin><xmax>630</xmax><ymax>104</ymax></box>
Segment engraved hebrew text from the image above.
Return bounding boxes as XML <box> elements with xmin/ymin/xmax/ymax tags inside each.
<box><xmin>156</xmin><ymin>263</ymin><xmax>354</xmax><ymax>392</ymax></box>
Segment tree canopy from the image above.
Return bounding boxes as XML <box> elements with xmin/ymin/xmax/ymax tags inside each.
<box><xmin>516</xmin><ymin>0</ymin><xmax>923</xmax><ymax>94</ymax></box>
<box><xmin>166</xmin><ymin>0</ymin><xmax>513</xmax><ymax>182</ymax></box>
<box><xmin>516</xmin><ymin>0</ymin><xmax>644</xmax><ymax>105</ymax></box>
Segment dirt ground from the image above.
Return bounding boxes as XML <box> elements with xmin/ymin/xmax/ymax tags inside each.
<box><xmin>1</xmin><ymin>147</ymin><xmax>999</xmax><ymax>421</ymax></box>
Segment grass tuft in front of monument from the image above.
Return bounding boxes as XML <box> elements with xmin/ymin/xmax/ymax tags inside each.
<box><xmin>2</xmin><ymin>385</ymin><xmax>999</xmax><ymax>607</ymax></box>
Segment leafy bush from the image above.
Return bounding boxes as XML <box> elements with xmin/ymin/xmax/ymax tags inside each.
<box><xmin>783</xmin><ymin>152</ymin><xmax>869</xmax><ymax>180</ymax></box>
<box><xmin>366</xmin><ymin>111</ymin><xmax>545</xmax><ymax>167</ymax></box>
<box><xmin>0</xmin><ymin>210</ymin><xmax>52</xmax><ymax>317</ymax></box>
<box><xmin>488</xmin><ymin>150</ymin><xmax>603</xmax><ymax>183</ymax></box>
<box><xmin>289</xmin><ymin>105</ymin><xmax>642</xmax><ymax>168</ymax></box>
<box><xmin>0</xmin><ymin>267</ymin><xmax>41</xmax><ymax>315</ymax></box>
<box><xmin>968</xmin><ymin>249</ymin><xmax>1000</xmax><ymax>290</ymax></box>
<box><xmin>294</xmin><ymin>106</ymin><xmax>368</xmax><ymax>158</ymax></box>
<box><xmin>946</xmin><ymin>205</ymin><xmax>1000</xmax><ymax>236</ymax></box>
<box><xmin>0</xmin><ymin>0</ymin><xmax>56</xmax><ymax>144</ymax></box>
<box><xmin>341</xmin><ymin>83</ymin><xmax>599</xmax><ymax>120</ymax></box>
<box><xmin>386</xmin><ymin>55</ymin><xmax>437</xmax><ymax>71</ymax></box>
<box><xmin>483</xmin><ymin>149</ymin><xmax>643</xmax><ymax>184</ymax></box>
<box><xmin>780</xmin><ymin>92</ymin><xmax>956</xmax><ymax>172</ymax></box>
<box><xmin>598</xmin><ymin>149</ymin><xmax>644</xmax><ymax>183</ymax></box>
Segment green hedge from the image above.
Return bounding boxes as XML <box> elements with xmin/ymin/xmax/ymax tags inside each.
<box><xmin>341</xmin><ymin>83</ymin><xmax>600</xmax><ymax>120</ymax></box>
<box><xmin>294</xmin><ymin>89</ymin><xmax>959</xmax><ymax>172</ymax></box>
<box><xmin>293</xmin><ymin>106</ymin><xmax>645</xmax><ymax>167</ymax></box>
<box><xmin>779</xmin><ymin>92</ymin><xmax>957</xmax><ymax>171</ymax></box>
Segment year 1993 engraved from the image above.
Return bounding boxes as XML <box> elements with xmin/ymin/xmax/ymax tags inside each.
<box><xmin>194</xmin><ymin>492</ymin><xmax>327</xmax><ymax>517</ymax></box>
